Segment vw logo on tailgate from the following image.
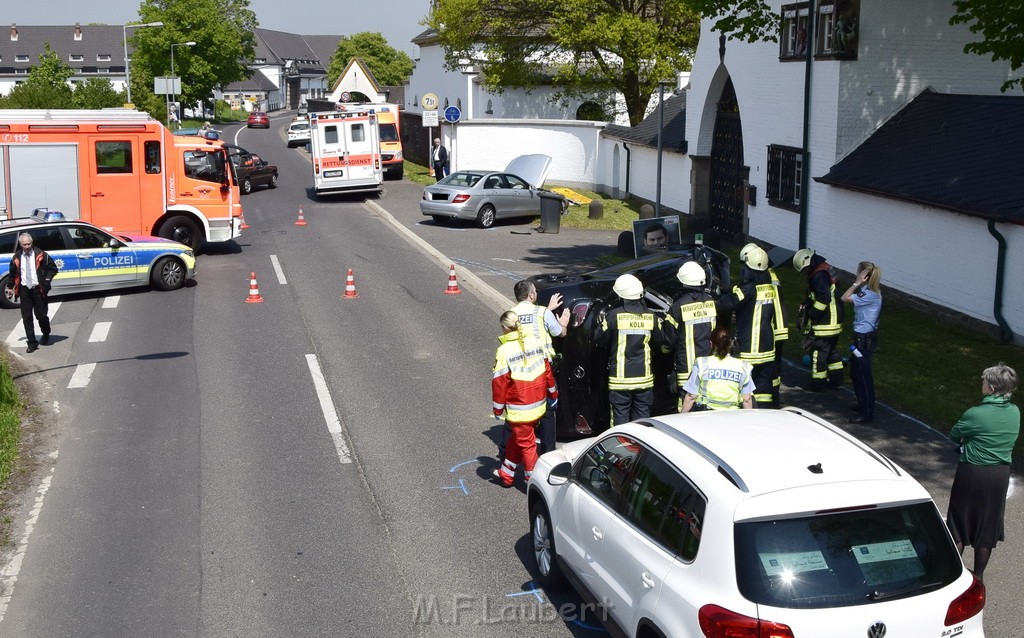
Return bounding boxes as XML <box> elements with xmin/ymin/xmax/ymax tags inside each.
<box><xmin>867</xmin><ymin>622</ymin><xmax>886</xmax><ymax>638</ymax></box>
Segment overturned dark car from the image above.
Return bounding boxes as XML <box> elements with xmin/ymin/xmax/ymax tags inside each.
<box><xmin>531</xmin><ymin>244</ymin><xmax>731</xmax><ymax>441</ymax></box>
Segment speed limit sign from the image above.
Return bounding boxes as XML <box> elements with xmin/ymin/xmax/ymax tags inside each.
<box><xmin>421</xmin><ymin>92</ymin><xmax>439</xmax><ymax>110</ymax></box>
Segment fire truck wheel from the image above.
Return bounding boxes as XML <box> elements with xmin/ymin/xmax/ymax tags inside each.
<box><xmin>0</xmin><ymin>276</ymin><xmax>19</xmax><ymax>309</ymax></box>
<box><xmin>160</xmin><ymin>216</ymin><xmax>201</xmax><ymax>250</ymax></box>
<box><xmin>151</xmin><ymin>257</ymin><xmax>187</xmax><ymax>291</ymax></box>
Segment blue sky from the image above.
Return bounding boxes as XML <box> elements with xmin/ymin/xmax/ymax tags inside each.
<box><xmin>6</xmin><ymin>0</ymin><xmax>431</xmax><ymax>53</ymax></box>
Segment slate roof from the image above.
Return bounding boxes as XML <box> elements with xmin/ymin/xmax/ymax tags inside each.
<box><xmin>0</xmin><ymin>23</ymin><xmax>126</xmax><ymax>76</ymax></box>
<box><xmin>302</xmin><ymin>35</ymin><xmax>342</xmax><ymax>69</ymax></box>
<box><xmin>254</xmin><ymin>28</ymin><xmax>325</xmax><ymax>77</ymax></box>
<box><xmin>222</xmin><ymin>69</ymin><xmax>278</xmax><ymax>92</ymax></box>
<box><xmin>817</xmin><ymin>90</ymin><xmax>1024</xmax><ymax>224</ymax></box>
<box><xmin>602</xmin><ymin>92</ymin><xmax>687</xmax><ymax>152</ymax></box>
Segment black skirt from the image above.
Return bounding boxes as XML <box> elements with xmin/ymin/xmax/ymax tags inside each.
<box><xmin>946</xmin><ymin>461</ymin><xmax>1011</xmax><ymax>548</ymax></box>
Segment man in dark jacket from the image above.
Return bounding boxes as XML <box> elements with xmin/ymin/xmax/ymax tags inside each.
<box><xmin>431</xmin><ymin>138</ymin><xmax>448</xmax><ymax>180</ymax></box>
<box><xmin>719</xmin><ymin>246</ymin><xmax>778</xmax><ymax>407</ymax></box>
<box><xmin>598</xmin><ymin>274</ymin><xmax>661</xmax><ymax>425</ymax></box>
<box><xmin>793</xmin><ymin>248</ymin><xmax>844</xmax><ymax>390</ymax></box>
<box><xmin>9</xmin><ymin>233</ymin><xmax>59</xmax><ymax>353</ymax></box>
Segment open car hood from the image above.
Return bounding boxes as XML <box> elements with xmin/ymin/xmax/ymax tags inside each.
<box><xmin>504</xmin><ymin>154</ymin><xmax>552</xmax><ymax>188</ymax></box>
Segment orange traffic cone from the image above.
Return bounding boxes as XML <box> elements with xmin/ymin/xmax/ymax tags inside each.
<box><xmin>245</xmin><ymin>271</ymin><xmax>263</xmax><ymax>303</ymax></box>
<box><xmin>295</xmin><ymin>205</ymin><xmax>307</xmax><ymax>226</ymax></box>
<box><xmin>342</xmin><ymin>268</ymin><xmax>359</xmax><ymax>299</ymax></box>
<box><xmin>239</xmin><ymin>216</ymin><xmax>249</xmax><ymax>230</ymax></box>
<box><xmin>443</xmin><ymin>264</ymin><xmax>462</xmax><ymax>294</ymax></box>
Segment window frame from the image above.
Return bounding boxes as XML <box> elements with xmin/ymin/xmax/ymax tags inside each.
<box><xmin>766</xmin><ymin>144</ymin><xmax>803</xmax><ymax>212</ymax></box>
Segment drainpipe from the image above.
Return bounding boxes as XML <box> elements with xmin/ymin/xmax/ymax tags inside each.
<box><xmin>986</xmin><ymin>220</ymin><xmax>1014</xmax><ymax>343</ymax></box>
<box><xmin>798</xmin><ymin>0</ymin><xmax>816</xmax><ymax>248</ymax></box>
<box><xmin>622</xmin><ymin>142</ymin><xmax>631</xmax><ymax>195</ymax></box>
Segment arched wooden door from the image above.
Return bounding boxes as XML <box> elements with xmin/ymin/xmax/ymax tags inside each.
<box><xmin>709</xmin><ymin>78</ymin><xmax>745</xmax><ymax>238</ymax></box>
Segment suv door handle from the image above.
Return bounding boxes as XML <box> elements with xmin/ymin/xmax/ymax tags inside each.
<box><xmin>591</xmin><ymin>526</ymin><xmax>603</xmax><ymax>540</ymax></box>
<box><xmin>641</xmin><ymin>571</ymin><xmax>655</xmax><ymax>589</ymax></box>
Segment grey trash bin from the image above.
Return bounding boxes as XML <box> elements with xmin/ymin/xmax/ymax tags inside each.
<box><xmin>537</xmin><ymin>191</ymin><xmax>565</xmax><ymax>233</ymax></box>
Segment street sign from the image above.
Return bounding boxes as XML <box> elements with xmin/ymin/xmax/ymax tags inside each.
<box><xmin>422</xmin><ymin>110</ymin><xmax>439</xmax><ymax>127</ymax></box>
<box><xmin>421</xmin><ymin>93</ymin><xmax>439</xmax><ymax>110</ymax></box>
<box><xmin>444</xmin><ymin>106</ymin><xmax>461</xmax><ymax>123</ymax></box>
<box><xmin>340</xmin><ymin>91</ymin><xmax>351</xmax><ymax>101</ymax></box>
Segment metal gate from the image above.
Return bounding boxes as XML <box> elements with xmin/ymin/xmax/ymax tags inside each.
<box><xmin>709</xmin><ymin>78</ymin><xmax>745</xmax><ymax>238</ymax></box>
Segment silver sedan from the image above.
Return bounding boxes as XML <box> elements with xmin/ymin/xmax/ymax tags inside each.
<box><xmin>419</xmin><ymin>154</ymin><xmax>557</xmax><ymax>228</ymax></box>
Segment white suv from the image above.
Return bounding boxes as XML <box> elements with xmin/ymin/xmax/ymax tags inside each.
<box><xmin>527</xmin><ymin>408</ymin><xmax>985</xmax><ymax>638</ymax></box>
<box><xmin>287</xmin><ymin>119</ymin><xmax>311</xmax><ymax>148</ymax></box>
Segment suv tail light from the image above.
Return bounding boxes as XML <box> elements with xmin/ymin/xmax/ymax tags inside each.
<box><xmin>452</xmin><ymin>194</ymin><xmax>471</xmax><ymax>203</ymax></box>
<box><xmin>698</xmin><ymin>604</ymin><xmax>794</xmax><ymax>638</ymax></box>
<box><xmin>945</xmin><ymin>574</ymin><xmax>985</xmax><ymax>625</ymax></box>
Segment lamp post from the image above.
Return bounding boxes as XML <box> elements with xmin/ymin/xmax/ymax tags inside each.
<box><xmin>655</xmin><ymin>79</ymin><xmax>674</xmax><ymax>218</ymax></box>
<box><xmin>170</xmin><ymin>41</ymin><xmax>196</xmax><ymax>127</ymax></box>
<box><xmin>122</xmin><ymin>21</ymin><xmax>164</xmax><ymax>105</ymax></box>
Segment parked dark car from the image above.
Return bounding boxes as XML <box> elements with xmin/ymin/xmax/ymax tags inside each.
<box><xmin>530</xmin><ymin>244</ymin><xmax>731</xmax><ymax>441</ymax></box>
<box><xmin>246</xmin><ymin>111</ymin><xmax>270</xmax><ymax>128</ymax></box>
<box><xmin>225</xmin><ymin>144</ymin><xmax>278</xmax><ymax>194</ymax></box>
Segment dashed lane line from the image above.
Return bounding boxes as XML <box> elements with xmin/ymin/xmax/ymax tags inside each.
<box><xmin>304</xmin><ymin>354</ymin><xmax>352</xmax><ymax>464</ymax></box>
<box><xmin>88</xmin><ymin>321</ymin><xmax>111</xmax><ymax>342</ymax></box>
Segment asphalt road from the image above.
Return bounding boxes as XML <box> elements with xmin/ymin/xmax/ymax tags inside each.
<box><xmin>0</xmin><ymin>110</ymin><xmax>1019</xmax><ymax>636</ymax></box>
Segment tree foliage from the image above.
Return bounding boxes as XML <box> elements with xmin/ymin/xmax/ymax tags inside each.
<box><xmin>327</xmin><ymin>32</ymin><xmax>415</xmax><ymax>88</ymax></box>
<box><xmin>72</xmin><ymin>78</ymin><xmax>128</xmax><ymax>109</ymax></box>
<box><xmin>0</xmin><ymin>43</ymin><xmax>75</xmax><ymax>108</ymax></box>
<box><xmin>426</xmin><ymin>0</ymin><xmax>776</xmax><ymax>125</ymax></box>
<box><xmin>131</xmin><ymin>0</ymin><xmax>258</xmax><ymax>111</ymax></box>
<box><xmin>950</xmin><ymin>0</ymin><xmax>1024</xmax><ymax>92</ymax></box>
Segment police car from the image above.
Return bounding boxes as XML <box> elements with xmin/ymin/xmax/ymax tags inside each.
<box><xmin>0</xmin><ymin>211</ymin><xmax>196</xmax><ymax>309</ymax></box>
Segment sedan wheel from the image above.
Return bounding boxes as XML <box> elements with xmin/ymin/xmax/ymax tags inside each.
<box><xmin>476</xmin><ymin>204</ymin><xmax>496</xmax><ymax>229</ymax></box>
<box><xmin>151</xmin><ymin>257</ymin><xmax>186</xmax><ymax>291</ymax></box>
<box><xmin>242</xmin><ymin>178</ymin><xmax>253</xmax><ymax>194</ymax></box>
<box><xmin>530</xmin><ymin>502</ymin><xmax>566</xmax><ymax>589</ymax></box>
<box><xmin>269</xmin><ymin>174</ymin><xmax>279</xmax><ymax>189</ymax></box>
<box><xmin>0</xmin><ymin>275</ymin><xmax>19</xmax><ymax>310</ymax></box>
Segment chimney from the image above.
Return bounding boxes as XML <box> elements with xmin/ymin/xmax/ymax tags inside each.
<box><xmin>10</xmin><ymin>24</ymin><xmax>17</xmax><ymax>42</ymax></box>
<box><xmin>74</xmin><ymin>22</ymin><xmax>83</xmax><ymax>41</ymax></box>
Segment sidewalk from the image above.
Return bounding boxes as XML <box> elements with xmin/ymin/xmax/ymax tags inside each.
<box><xmin>369</xmin><ymin>179</ymin><xmax>1021</xmax><ymax>635</ymax></box>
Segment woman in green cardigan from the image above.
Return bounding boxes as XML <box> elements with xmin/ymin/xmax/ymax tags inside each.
<box><xmin>946</xmin><ymin>363</ymin><xmax>1020</xmax><ymax>581</ymax></box>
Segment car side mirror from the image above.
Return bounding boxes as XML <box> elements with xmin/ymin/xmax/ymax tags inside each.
<box><xmin>547</xmin><ymin>461</ymin><xmax>571</xmax><ymax>486</ymax></box>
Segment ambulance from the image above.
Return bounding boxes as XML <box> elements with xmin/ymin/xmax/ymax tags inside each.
<box><xmin>334</xmin><ymin>102</ymin><xmax>404</xmax><ymax>178</ymax></box>
<box><xmin>309</xmin><ymin>108</ymin><xmax>384</xmax><ymax>196</ymax></box>
<box><xmin>0</xmin><ymin>108</ymin><xmax>242</xmax><ymax>249</ymax></box>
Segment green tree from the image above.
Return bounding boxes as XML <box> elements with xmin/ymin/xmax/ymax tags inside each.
<box><xmin>327</xmin><ymin>32</ymin><xmax>415</xmax><ymax>88</ymax></box>
<box><xmin>950</xmin><ymin>0</ymin><xmax>1024</xmax><ymax>92</ymax></box>
<box><xmin>72</xmin><ymin>78</ymin><xmax>126</xmax><ymax>109</ymax></box>
<box><xmin>0</xmin><ymin>43</ymin><xmax>75</xmax><ymax>109</ymax></box>
<box><xmin>426</xmin><ymin>0</ymin><xmax>776</xmax><ymax>126</ymax></box>
<box><xmin>131</xmin><ymin>0</ymin><xmax>258</xmax><ymax>114</ymax></box>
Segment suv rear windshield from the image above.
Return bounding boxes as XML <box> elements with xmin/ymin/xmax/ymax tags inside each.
<box><xmin>734</xmin><ymin>501</ymin><xmax>961</xmax><ymax>609</ymax></box>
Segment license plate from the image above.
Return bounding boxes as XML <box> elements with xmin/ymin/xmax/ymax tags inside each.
<box><xmin>324</xmin><ymin>170</ymin><xmax>344</xmax><ymax>178</ymax></box>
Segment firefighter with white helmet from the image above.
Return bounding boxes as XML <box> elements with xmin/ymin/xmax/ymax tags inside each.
<box><xmin>795</xmin><ymin>248</ymin><xmax>845</xmax><ymax>390</ymax></box>
<box><xmin>719</xmin><ymin>245</ymin><xmax>778</xmax><ymax>407</ymax></box>
<box><xmin>662</xmin><ymin>261</ymin><xmax>717</xmax><ymax>409</ymax></box>
<box><xmin>599</xmin><ymin>274</ymin><xmax>662</xmax><ymax>424</ymax></box>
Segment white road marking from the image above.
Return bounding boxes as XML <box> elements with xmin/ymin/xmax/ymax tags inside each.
<box><xmin>0</xmin><ymin>452</ymin><xmax>58</xmax><ymax>623</ymax></box>
<box><xmin>88</xmin><ymin>322</ymin><xmax>111</xmax><ymax>342</ymax></box>
<box><xmin>5</xmin><ymin>301</ymin><xmax>60</xmax><ymax>346</ymax></box>
<box><xmin>304</xmin><ymin>354</ymin><xmax>352</xmax><ymax>464</ymax></box>
<box><xmin>102</xmin><ymin>296</ymin><xmax>120</xmax><ymax>309</ymax></box>
<box><xmin>67</xmin><ymin>363</ymin><xmax>96</xmax><ymax>388</ymax></box>
<box><xmin>270</xmin><ymin>255</ymin><xmax>287</xmax><ymax>284</ymax></box>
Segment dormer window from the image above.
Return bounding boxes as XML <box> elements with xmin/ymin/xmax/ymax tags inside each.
<box><xmin>70</xmin><ymin>54</ymin><xmax>84</xmax><ymax>62</ymax></box>
<box><xmin>15</xmin><ymin>54</ymin><xmax>29</xmax><ymax>62</ymax></box>
<box><xmin>97</xmin><ymin>54</ymin><xmax>111</xmax><ymax>62</ymax></box>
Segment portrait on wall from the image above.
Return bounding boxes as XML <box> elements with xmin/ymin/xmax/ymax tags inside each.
<box><xmin>633</xmin><ymin>216</ymin><xmax>681</xmax><ymax>258</ymax></box>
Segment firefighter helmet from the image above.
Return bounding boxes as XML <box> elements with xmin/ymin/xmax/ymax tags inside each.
<box><xmin>613</xmin><ymin>274</ymin><xmax>644</xmax><ymax>300</ymax></box>
<box><xmin>676</xmin><ymin>261</ymin><xmax>706</xmax><ymax>287</ymax></box>
<box><xmin>793</xmin><ymin>248</ymin><xmax>815</xmax><ymax>271</ymax></box>
<box><xmin>739</xmin><ymin>243</ymin><xmax>759</xmax><ymax>263</ymax></box>
<box><xmin>745</xmin><ymin>246</ymin><xmax>769</xmax><ymax>272</ymax></box>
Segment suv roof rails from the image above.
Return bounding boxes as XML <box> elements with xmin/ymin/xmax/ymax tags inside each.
<box><xmin>638</xmin><ymin>417</ymin><xmax>749</xmax><ymax>492</ymax></box>
<box><xmin>781</xmin><ymin>407</ymin><xmax>902</xmax><ymax>476</ymax></box>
